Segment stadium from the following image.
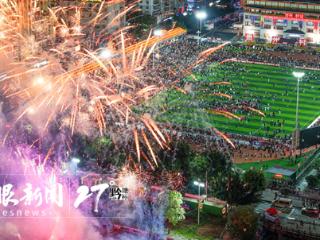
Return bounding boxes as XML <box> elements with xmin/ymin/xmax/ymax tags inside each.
<box><xmin>1</xmin><ymin>1</ymin><xmax>320</xmax><ymax>240</ymax></box>
<box><xmin>142</xmin><ymin>40</ymin><xmax>320</xmax><ymax>185</ymax></box>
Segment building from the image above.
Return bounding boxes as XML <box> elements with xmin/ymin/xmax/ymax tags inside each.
<box><xmin>138</xmin><ymin>0</ymin><xmax>178</xmax><ymax>20</ymax></box>
<box><xmin>242</xmin><ymin>0</ymin><xmax>320</xmax><ymax>44</ymax></box>
<box><xmin>48</xmin><ymin>0</ymin><xmax>126</xmax><ymax>33</ymax></box>
<box><xmin>80</xmin><ymin>0</ymin><xmax>126</xmax><ymax>34</ymax></box>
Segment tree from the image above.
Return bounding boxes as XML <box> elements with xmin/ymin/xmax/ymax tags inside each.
<box><xmin>306</xmin><ymin>175</ymin><xmax>319</xmax><ymax>189</ymax></box>
<box><xmin>159</xmin><ymin>141</ymin><xmax>194</xmax><ymax>179</ymax></box>
<box><xmin>313</xmin><ymin>161</ymin><xmax>320</xmax><ymax>172</ymax></box>
<box><xmin>243</xmin><ymin>169</ymin><xmax>266</xmax><ymax>194</ymax></box>
<box><xmin>165</xmin><ymin>191</ymin><xmax>185</xmax><ymax>232</ymax></box>
<box><xmin>226</xmin><ymin>169</ymin><xmax>247</xmax><ymax>203</ymax></box>
<box><xmin>228</xmin><ymin>206</ymin><xmax>258</xmax><ymax>240</ymax></box>
<box><xmin>189</xmin><ymin>154</ymin><xmax>209</xmax><ymax>181</ymax></box>
<box><xmin>188</xmin><ymin>150</ymin><xmax>229</xmax><ymax>184</ymax></box>
<box><xmin>210</xmin><ymin>169</ymin><xmax>246</xmax><ymax>204</ymax></box>
<box><xmin>75</xmin><ymin>136</ymin><xmax>125</xmax><ymax>169</ymax></box>
<box><xmin>205</xmin><ymin>150</ymin><xmax>229</xmax><ymax>174</ymax></box>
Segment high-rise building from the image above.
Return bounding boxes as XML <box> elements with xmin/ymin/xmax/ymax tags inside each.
<box><xmin>17</xmin><ymin>0</ymin><xmax>32</xmax><ymax>34</ymax></box>
<box><xmin>48</xmin><ymin>0</ymin><xmax>126</xmax><ymax>33</ymax></box>
<box><xmin>242</xmin><ymin>0</ymin><xmax>320</xmax><ymax>44</ymax></box>
<box><xmin>138</xmin><ymin>0</ymin><xmax>177</xmax><ymax>19</ymax></box>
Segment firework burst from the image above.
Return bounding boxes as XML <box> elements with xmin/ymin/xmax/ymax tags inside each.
<box><xmin>0</xmin><ymin>0</ymin><xmax>187</xmax><ymax>169</ymax></box>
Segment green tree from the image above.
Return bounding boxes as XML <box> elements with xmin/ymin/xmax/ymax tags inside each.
<box><xmin>165</xmin><ymin>191</ymin><xmax>186</xmax><ymax>232</ymax></box>
<box><xmin>306</xmin><ymin>175</ymin><xmax>319</xmax><ymax>189</ymax></box>
<box><xmin>228</xmin><ymin>206</ymin><xmax>258</xmax><ymax>240</ymax></box>
<box><xmin>189</xmin><ymin>154</ymin><xmax>209</xmax><ymax>181</ymax></box>
<box><xmin>227</xmin><ymin>169</ymin><xmax>246</xmax><ymax>203</ymax></box>
<box><xmin>210</xmin><ymin>169</ymin><xmax>246</xmax><ymax>204</ymax></box>
<box><xmin>205</xmin><ymin>150</ymin><xmax>229</xmax><ymax>174</ymax></box>
<box><xmin>188</xmin><ymin>150</ymin><xmax>229</xmax><ymax>184</ymax></box>
<box><xmin>84</xmin><ymin>136</ymin><xmax>125</xmax><ymax>168</ymax></box>
<box><xmin>159</xmin><ymin>141</ymin><xmax>194</xmax><ymax>178</ymax></box>
<box><xmin>313</xmin><ymin>160</ymin><xmax>320</xmax><ymax>172</ymax></box>
<box><xmin>243</xmin><ymin>168</ymin><xmax>266</xmax><ymax>194</ymax></box>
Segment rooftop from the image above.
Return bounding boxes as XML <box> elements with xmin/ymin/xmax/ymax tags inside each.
<box><xmin>245</xmin><ymin>0</ymin><xmax>320</xmax><ymax>3</ymax></box>
<box><xmin>244</xmin><ymin>0</ymin><xmax>320</xmax><ymax>14</ymax></box>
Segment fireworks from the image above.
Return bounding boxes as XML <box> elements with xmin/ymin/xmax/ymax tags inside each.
<box><xmin>0</xmin><ymin>2</ymin><xmax>247</xmax><ymax>239</ymax></box>
<box><xmin>0</xmin><ymin>0</ymin><xmax>187</xmax><ymax>169</ymax></box>
<box><xmin>212</xmin><ymin>127</ymin><xmax>235</xmax><ymax>149</ymax></box>
<box><xmin>0</xmin><ymin>0</ymin><xmax>241</xmax><ymax>171</ymax></box>
<box><xmin>211</xmin><ymin>92</ymin><xmax>233</xmax><ymax>99</ymax></box>
<box><xmin>208</xmin><ymin>109</ymin><xmax>242</xmax><ymax>121</ymax></box>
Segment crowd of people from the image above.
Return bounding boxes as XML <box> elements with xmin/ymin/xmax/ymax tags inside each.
<box><xmin>140</xmin><ymin>36</ymin><xmax>320</xmax><ymax>163</ymax></box>
<box><xmin>210</xmin><ymin>44</ymin><xmax>320</xmax><ymax>69</ymax></box>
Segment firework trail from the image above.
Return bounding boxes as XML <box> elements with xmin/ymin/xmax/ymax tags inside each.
<box><xmin>0</xmin><ymin>0</ymin><xmax>186</xmax><ymax>169</ymax></box>
<box><xmin>0</xmin><ymin>1</ymin><xmax>250</xmax><ymax>167</ymax></box>
<box><xmin>207</xmin><ymin>109</ymin><xmax>242</xmax><ymax>121</ymax></box>
<box><xmin>0</xmin><ymin>1</ymin><xmax>234</xmax><ymax>239</ymax></box>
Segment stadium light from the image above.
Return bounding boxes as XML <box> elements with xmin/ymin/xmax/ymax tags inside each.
<box><xmin>292</xmin><ymin>71</ymin><xmax>305</xmax><ymax>150</ymax></box>
<box><xmin>153</xmin><ymin>29</ymin><xmax>163</xmax><ymax>69</ymax></box>
<box><xmin>195</xmin><ymin>11</ymin><xmax>207</xmax><ymax>45</ymax></box>
<box><xmin>293</xmin><ymin>72</ymin><xmax>305</xmax><ymax>79</ymax></box>
<box><xmin>195</xmin><ymin>11</ymin><xmax>207</xmax><ymax>20</ymax></box>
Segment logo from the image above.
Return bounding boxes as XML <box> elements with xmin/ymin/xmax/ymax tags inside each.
<box><xmin>0</xmin><ymin>176</ymin><xmax>129</xmax><ymax>218</ymax></box>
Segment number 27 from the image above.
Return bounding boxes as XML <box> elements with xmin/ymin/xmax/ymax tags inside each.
<box><xmin>74</xmin><ymin>183</ymin><xmax>109</xmax><ymax>212</ymax></box>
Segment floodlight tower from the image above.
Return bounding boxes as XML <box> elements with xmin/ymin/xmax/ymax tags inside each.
<box><xmin>195</xmin><ymin>11</ymin><xmax>207</xmax><ymax>45</ymax></box>
<box><xmin>293</xmin><ymin>71</ymin><xmax>305</xmax><ymax>130</ymax></box>
<box><xmin>292</xmin><ymin>71</ymin><xmax>305</xmax><ymax>155</ymax></box>
<box><xmin>153</xmin><ymin>29</ymin><xmax>163</xmax><ymax>69</ymax></box>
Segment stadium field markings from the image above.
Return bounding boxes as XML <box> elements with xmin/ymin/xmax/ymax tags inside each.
<box><xmin>144</xmin><ymin>62</ymin><xmax>320</xmax><ymax>138</ymax></box>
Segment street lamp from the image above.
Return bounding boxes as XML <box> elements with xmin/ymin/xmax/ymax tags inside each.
<box><xmin>153</xmin><ymin>29</ymin><xmax>163</xmax><ymax>37</ymax></box>
<box><xmin>195</xmin><ymin>11</ymin><xmax>207</xmax><ymax>45</ymax></box>
<box><xmin>292</xmin><ymin>71</ymin><xmax>305</xmax><ymax>155</ymax></box>
<box><xmin>71</xmin><ymin>157</ymin><xmax>81</xmax><ymax>175</ymax></box>
<box><xmin>194</xmin><ymin>180</ymin><xmax>205</xmax><ymax>225</ymax></box>
<box><xmin>72</xmin><ymin>157</ymin><xmax>81</xmax><ymax>164</ymax></box>
<box><xmin>153</xmin><ymin>29</ymin><xmax>163</xmax><ymax>69</ymax></box>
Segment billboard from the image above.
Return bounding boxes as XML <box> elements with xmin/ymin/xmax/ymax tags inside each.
<box><xmin>299</xmin><ymin>126</ymin><xmax>320</xmax><ymax>149</ymax></box>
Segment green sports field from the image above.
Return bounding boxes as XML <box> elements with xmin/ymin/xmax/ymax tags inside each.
<box><xmin>143</xmin><ymin>62</ymin><xmax>320</xmax><ymax>138</ymax></box>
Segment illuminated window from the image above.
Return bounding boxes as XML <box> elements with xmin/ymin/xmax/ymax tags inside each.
<box><xmin>264</xmin><ymin>18</ymin><xmax>272</xmax><ymax>23</ymax></box>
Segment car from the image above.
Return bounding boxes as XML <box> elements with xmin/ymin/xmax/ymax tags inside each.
<box><xmin>272</xmin><ymin>198</ymin><xmax>293</xmax><ymax>209</ymax></box>
<box><xmin>301</xmin><ymin>207</ymin><xmax>319</xmax><ymax>218</ymax></box>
